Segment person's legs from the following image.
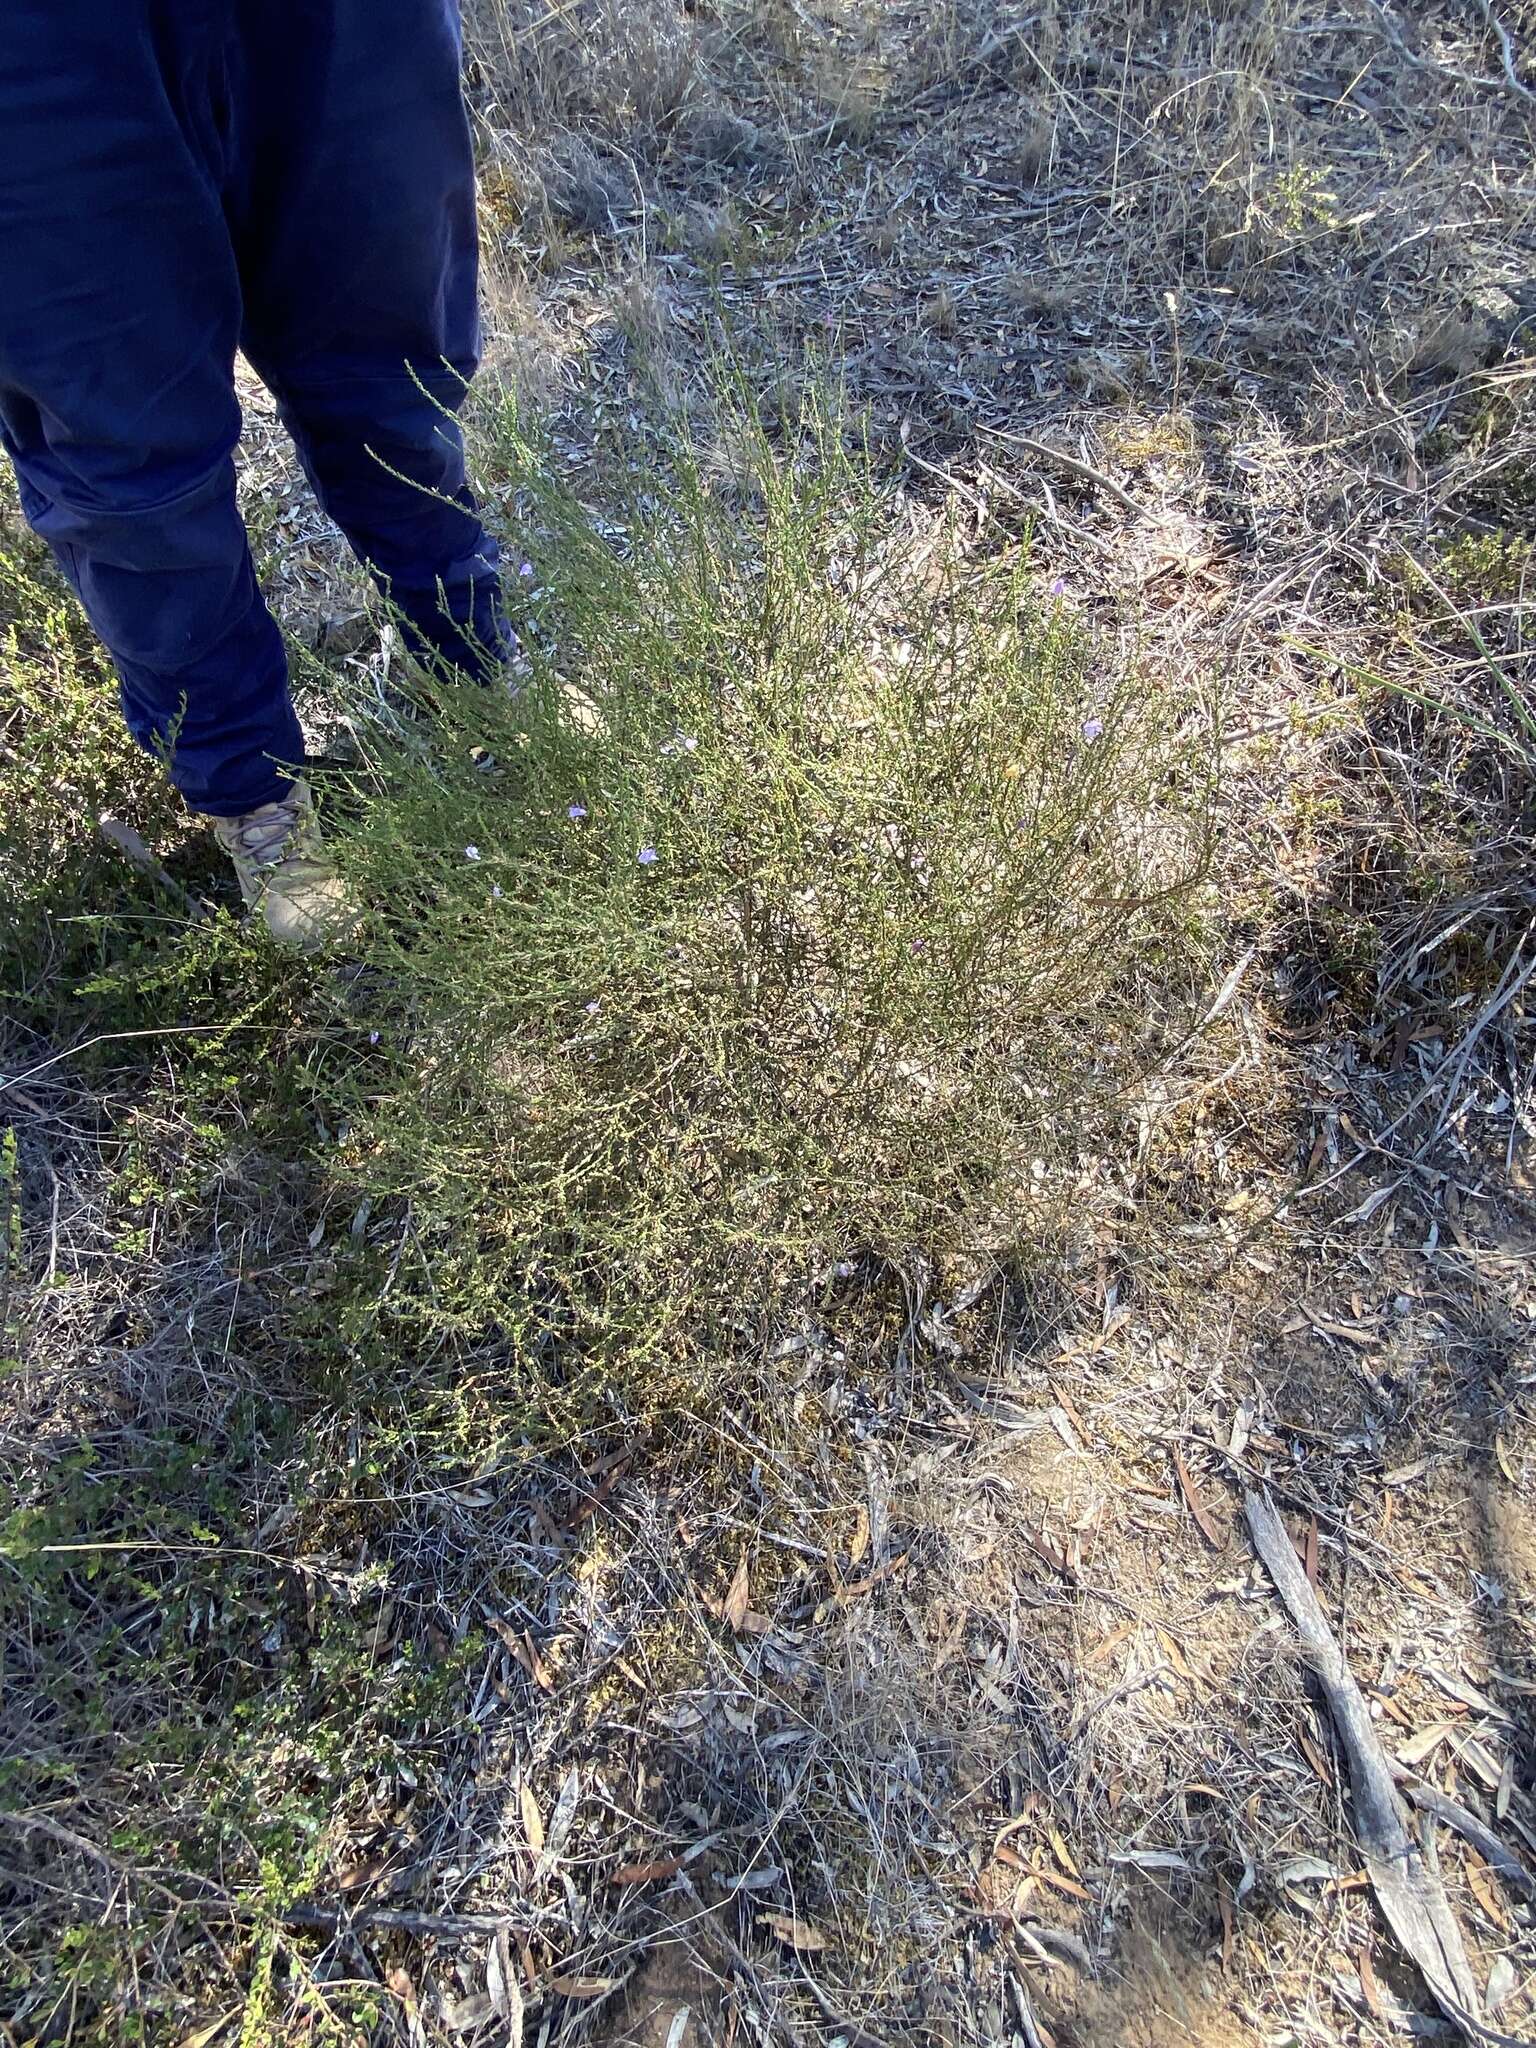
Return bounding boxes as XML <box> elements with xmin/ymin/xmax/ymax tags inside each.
<box><xmin>0</xmin><ymin>1</ymin><xmax>305</xmax><ymax>818</ymax></box>
<box><xmin>230</xmin><ymin>0</ymin><xmax>513</xmax><ymax>685</ymax></box>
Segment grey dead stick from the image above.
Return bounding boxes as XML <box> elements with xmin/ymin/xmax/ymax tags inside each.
<box><xmin>98</xmin><ymin>816</ymin><xmax>210</xmax><ymax>921</ymax></box>
<box><xmin>1243</xmin><ymin>1490</ymin><xmax>1486</xmax><ymax>2040</ymax></box>
<box><xmin>1395</xmin><ymin>1775</ymin><xmax>1536</xmax><ymax>1900</ymax></box>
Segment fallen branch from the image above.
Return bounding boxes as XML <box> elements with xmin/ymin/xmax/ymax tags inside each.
<box><xmin>97</xmin><ymin>815</ymin><xmax>211</xmax><ymax>922</ymax></box>
<box><xmin>1244</xmin><ymin>1491</ymin><xmax>1485</xmax><ymax>2040</ymax></box>
<box><xmin>0</xmin><ymin>1816</ymin><xmax>535</xmax><ymax>1944</ymax></box>
<box><xmin>274</xmin><ymin>1903</ymin><xmax>530</xmax><ymax>1940</ymax></box>
<box><xmin>1363</xmin><ymin>0</ymin><xmax>1535</xmax><ymax>105</ymax></box>
<box><xmin>1395</xmin><ymin>1774</ymin><xmax>1536</xmax><ymax>1900</ymax></box>
<box><xmin>1478</xmin><ymin>0</ymin><xmax>1536</xmax><ymax>105</ymax></box>
<box><xmin>974</xmin><ymin>422</ymin><xmax>1148</xmax><ymax>518</ymax></box>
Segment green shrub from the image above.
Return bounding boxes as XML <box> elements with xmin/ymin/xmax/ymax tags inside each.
<box><xmin>322</xmin><ymin>395</ymin><xmax>1216</xmax><ymax>1393</ymax></box>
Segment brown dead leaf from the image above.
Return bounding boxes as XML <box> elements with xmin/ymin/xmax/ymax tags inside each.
<box><xmin>1397</xmin><ymin>1721</ymin><xmax>1457</xmax><ymax>1768</ymax></box>
<box><xmin>522</xmin><ymin>1631</ymin><xmax>556</xmax><ymax>1692</ymax></box>
<box><xmin>992</xmin><ymin>1810</ymin><xmax>1035</xmax><ymax>1858</ymax></box>
<box><xmin>520</xmin><ymin>1780</ymin><xmax>545</xmax><ymax>1856</ymax></box>
<box><xmin>1298</xmin><ymin>1722</ymin><xmax>1335</xmax><ymax>1787</ymax></box>
<box><xmin>1464</xmin><ymin>1848</ymin><xmax>1511</xmax><ymax>1931</ymax></box>
<box><xmin>178</xmin><ymin>2019</ymin><xmax>236</xmax><ymax>2048</ymax></box>
<box><xmin>336</xmin><ymin>1851</ymin><xmax>395</xmax><ymax>1893</ymax></box>
<box><xmin>559</xmin><ymin>1446</ymin><xmax>634</xmax><ymax>1535</ymax></box>
<box><xmin>1085</xmin><ymin>1621</ymin><xmax>1135</xmax><ymax>1666</ymax></box>
<box><xmin>1172</xmin><ymin>1449</ymin><xmax>1224</xmax><ymax>1549</ymax></box>
<box><xmin>1157</xmin><ymin>1627</ymin><xmax>1193</xmax><ymax>1680</ymax></box>
<box><xmin>1048</xmin><ymin>1379</ymin><xmax>1090</xmax><ymax>1445</ymax></box>
<box><xmin>842</xmin><ymin>1550</ymin><xmax>909</xmax><ymax>1597</ymax></box>
<box><xmin>611</xmin><ymin>1855</ymin><xmax>686</xmax><ymax>1886</ymax></box>
<box><xmin>1023</xmin><ymin>1528</ymin><xmax>1073</xmax><ymax>1579</ymax></box>
<box><xmin>814</xmin><ymin>1549</ymin><xmax>909</xmax><ymax>1620</ymax></box>
<box><xmin>491</xmin><ymin>1616</ymin><xmax>556</xmax><ymax>1693</ymax></box>
<box><xmin>549</xmin><ymin>1975</ymin><xmax>623</xmax><ymax>2000</ymax></box>
<box><xmin>723</xmin><ymin>1554</ymin><xmax>751</xmax><ymax>1634</ymax></box>
<box><xmin>761</xmin><ymin>1912</ymin><xmax>829</xmax><ymax>1953</ymax></box>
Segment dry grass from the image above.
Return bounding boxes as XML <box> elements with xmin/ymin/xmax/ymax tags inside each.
<box><xmin>4</xmin><ymin>1</ymin><xmax>1536</xmax><ymax>2043</ymax></box>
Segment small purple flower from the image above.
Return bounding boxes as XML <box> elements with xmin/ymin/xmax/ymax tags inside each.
<box><xmin>585</xmin><ymin>999</ymin><xmax>602</xmax><ymax>1015</ymax></box>
<box><xmin>368</xmin><ymin>1030</ymin><xmax>380</xmax><ymax>1045</ymax></box>
<box><xmin>1081</xmin><ymin>717</ymin><xmax>1104</xmax><ymax>743</ymax></box>
<box><xmin>637</xmin><ymin>846</ymin><xmax>658</xmax><ymax>866</ymax></box>
<box><xmin>518</xmin><ymin>560</ymin><xmax>535</xmax><ymax>580</ymax></box>
<box><xmin>1049</xmin><ymin>577</ymin><xmax>1066</xmax><ymax>598</ymax></box>
<box><xmin>567</xmin><ymin>803</ymin><xmax>588</xmax><ymax>822</ymax></box>
<box><xmin>491</xmin><ymin>883</ymin><xmax>504</xmax><ymax>900</ymax></box>
<box><xmin>464</xmin><ymin>844</ymin><xmax>481</xmax><ymax>861</ymax></box>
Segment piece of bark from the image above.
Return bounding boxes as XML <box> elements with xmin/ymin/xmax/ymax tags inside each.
<box><xmin>1244</xmin><ymin>1491</ymin><xmax>1484</xmax><ymax>2039</ymax></box>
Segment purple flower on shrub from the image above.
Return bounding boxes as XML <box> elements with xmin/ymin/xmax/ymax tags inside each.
<box><xmin>637</xmin><ymin>846</ymin><xmax>658</xmax><ymax>866</ymax></box>
<box><xmin>1049</xmin><ymin>577</ymin><xmax>1066</xmax><ymax>597</ymax></box>
<box><xmin>1081</xmin><ymin>717</ymin><xmax>1104</xmax><ymax>743</ymax></box>
<box><xmin>567</xmin><ymin>803</ymin><xmax>587</xmax><ymax>821</ymax></box>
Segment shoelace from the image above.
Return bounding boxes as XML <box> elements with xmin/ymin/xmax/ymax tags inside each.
<box><xmin>231</xmin><ymin>798</ymin><xmax>305</xmax><ymax>870</ymax></box>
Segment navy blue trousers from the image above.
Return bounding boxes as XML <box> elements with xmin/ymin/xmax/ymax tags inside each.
<box><xmin>0</xmin><ymin>1</ymin><xmax>509</xmax><ymax>816</ymax></box>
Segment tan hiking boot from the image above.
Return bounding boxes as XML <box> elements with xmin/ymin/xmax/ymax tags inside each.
<box><xmin>213</xmin><ymin>779</ymin><xmax>358</xmax><ymax>951</ymax></box>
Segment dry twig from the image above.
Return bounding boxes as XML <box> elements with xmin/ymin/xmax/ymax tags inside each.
<box><xmin>1245</xmin><ymin>1490</ymin><xmax>1486</xmax><ymax>2041</ymax></box>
